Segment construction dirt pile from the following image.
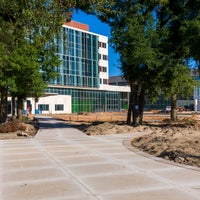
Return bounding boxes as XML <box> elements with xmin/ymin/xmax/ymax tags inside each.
<box><xmin>131</xmin><ymin>120</ymin><xmax>200</xmax><ymax>168</ymax></box>
<box><xmin>82</xmin><ymin>122</ymin><xmax>149</xmax><ymax>135</ymax></box>
<box><xmin>0</xmin><ymin>117</ymin><xmax>39</xmax><ymax>139</ymax></box>
<box><xmin>70</xmin><ymin>117</ymin><xmax>200</xmax><ymax>169</ymax></box>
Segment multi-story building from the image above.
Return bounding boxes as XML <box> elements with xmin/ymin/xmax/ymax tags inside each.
<box><xmin>25</xmin><ymin>21</ymin><xmax>130</xmax><ymax>114</ymax></box>
<box><xmin>23</xmin><ymin>20</ymin><xmax>199</xmax><ymax>115</ymax></box>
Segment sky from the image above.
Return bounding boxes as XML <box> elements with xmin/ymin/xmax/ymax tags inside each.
<box><xmin>72</xmin><ymin>10</ymin><xmax>121</xmax><ymax>76</ymax></box>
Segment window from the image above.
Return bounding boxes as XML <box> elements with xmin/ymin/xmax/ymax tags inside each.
<box><xmin>98</xmin><ymin>42</ymin><xmax>107</xmax><ymax>48</ymax></box>
<box><xmin>102</xmin><ymin>55</ymin><xmax>108</xmax><ymax>60</ymax></box>
<box><xmin>99</xmin><ymin>66</ymin><xmax>107</xmax><ymax>72</ymax></box>
<box><xmin>103</xmin><ymin>79</ymin><xmax>108</xmax><ymax>84</ymax></box>
<box><xmin>38</xmin><ymin>104</ymin><xmax>49</xmax><ymax>111</ymax></box>
<box><xmin>99</xmin><ymin>54</ymin><xmax>108</xmax><ymax>61</ymax></box>
<box><xmin>55</xmin><ymin>104</ymin><xmax>64</xmax><ymax>111</ymax></box>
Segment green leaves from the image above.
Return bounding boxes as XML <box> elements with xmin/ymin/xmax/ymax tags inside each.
<box><xmin>0</xmin><ymin>0</ymin><xmax>69</xmax><ymax>120</ymax></box>
<box><xmin>163</xmin><ymin>64</ymin><xmax>197</xmax><ymax>98</ymax></box>
<box><xmin>88</xmin><ymin>0</ymin><xmax>200</xmax><ymax>122</ymax></box>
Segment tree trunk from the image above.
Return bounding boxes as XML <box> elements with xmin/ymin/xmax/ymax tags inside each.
<box><xmin>17</xmin><ymin>96</ymin><xmax>24</xmax><ymax>121</ymax></box>
<box><xmin>127</xmin><ymin>82</ymin><xmax>136</xmax><ymax>125</ymax></box>
<box><xmin>0</xmin><ymin>86</ymin><xmax>8</xmax><ymax>123</ymax></box>
<box><xmin>138</xmin><ymin>87</ymin><xmax>146</xmax><ymax>125</ymax></box>
<box><xmin>132</xmin><ymin>105</ymin><xmax>139</xmax><ymax>126</ymax></box>
<box><xmin>127</xmin><ymin>82</ymin><xmax>143</xmax><ymax>126</ymax></box>
<box><xmin>127</xmin><ymin>92</ymin><xmax>132</xmax><ymax>125</ymax></box>
<box><xmin>11</xmin><ymin>95</ymin><xmax>16</xmax><ymax>118</ymax></box>
<box><xmin>132</xmin><ymin>83</ymin><xmax>140</xmax><ymax>127</ymax></box>
<box><xmin>171</xmin><ymin>94</ymin><xmax>177</xmax><ymax>121</ymax></box>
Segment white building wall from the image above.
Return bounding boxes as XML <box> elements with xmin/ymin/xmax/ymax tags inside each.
<box><xmin>99</xmin><ymin>71</ymin><xmax>108</xmax><ymax>80</ymax></box>
<box><xmin>99</xmin><ymin>84</ymin><xmax>130</xmax><ymax>92</ymax></box>
<box><xmin>26</xmin><ymin>95</ymin><xmax>71</xmax><ymax>114</ymax></box>
<box><xmin>98</xmin><ymin>35</ymin><xmax>109</xmax><ymax>84</ymax></box>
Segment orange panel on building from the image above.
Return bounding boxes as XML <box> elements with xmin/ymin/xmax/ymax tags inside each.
<box><xmin>64</xmin><ymin>20</ymin><xmax>89</xmax><ymax>31</ymax></box>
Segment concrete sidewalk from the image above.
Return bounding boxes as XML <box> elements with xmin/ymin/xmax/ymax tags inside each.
<box><xmin>0</xmin><ymin>116</ymin><xmax>200</xmax><ymax>200</ymax></box>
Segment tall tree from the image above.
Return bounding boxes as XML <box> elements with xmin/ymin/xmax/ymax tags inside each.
<box><xmin>0</xmin><ymin>43</ymin><xmax>10</xmax><ymax>122</ymax></box>
<box><xmin>74</xmin><ymin>0</ymin><xmax>200</xmax><ymax>123</ymax></box>
<box><xmin>161</xmin><ymin>63</ymin><xmax>197</xmax><ymax>120</ymax></box>
<box><xmin>77</xmin><ymin>0</ymin><xmax>163</xmax><ymax>125</ymax></box>
<box><xmin>104</xmin><ymin>2</ymin><xmax>161</xmax><ymax>125</ymax></box>
<box><xmin>0</xmin><ymin>0</ymin><xmax>69</xmax><ymax>121</ymax></box>
<box><xmin>156</xmin><ymin>0</ymin><xmax>200</xmax><ymax>120</ymax></box>
<box><xmin>9</xmin><ymin>39</ymin><xmax>60</xmax><ymax>120</ymax></box>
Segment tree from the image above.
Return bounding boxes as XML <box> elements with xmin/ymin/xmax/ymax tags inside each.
<box><xmin>9</xmin><ymin>40</ymin><xmax>59</xmax><ymax>120</ymax></box>
<box><xmin>162</xmin><ymin>64</ymin><xmax>197</xmax><ymax>120</ymax></box>
<box><xmin>0</xmin><ymin>43</ymin><xmax>10</xmax><ymax>122</ymax></box>
<box><xmin>156</xmin><ymin>0</ymin><xmax>200</xmax><ymax>120</ymax></box>
<box><xmin>97</xmin><ymin>0</ymin><xmax>199</xmax><ymax>123</ymax></box>
<box><xmin>103</xmin><ymin>2</ymin><xmax>161</xmax><ymax>125</ymax></box>
<box><xmin>80</xmin><ymin>0</ymin><xmax>199</xmax><ymax>123</ymax></box>
<box><xmin>0</xmin><ymin>0</ymin><xmax>110</xmax><ymax>121</ymax></box>
<box><xmin>0</xmin><ymin>0</ymin><xmax>69</xmax><ymax>121</ymax></box>
<box><xmin>77</xmin><ymin>1</ymin><xmax>162</xmax><ymax>125</ymax></box>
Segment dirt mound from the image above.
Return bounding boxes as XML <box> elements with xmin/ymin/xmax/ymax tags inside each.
<box><xmin>0</xmin><ymin>118</ymin><xmax>39</xmax><ymax>139</ymax></box>
<box><xmin>83</xmin><ymin>122</ymin><xmax>151</xmax><ymax>135</ymax></box>
<box><xmin>131</xmin><ymin>120</ymin><xmax>200</xmax><ymax>168</ymax></box>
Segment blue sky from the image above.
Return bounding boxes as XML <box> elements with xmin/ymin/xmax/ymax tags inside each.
<box><xmin>72</xmin><ymin>10</ymin><xmax>121</xmax><ymax>76</ymax></box>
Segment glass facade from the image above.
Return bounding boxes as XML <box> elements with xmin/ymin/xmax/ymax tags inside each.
<box><xmin>53</xmin><ymin>27</ymin><xmax>99</xmax><ymax>88</ymax></box>
<box><xmin>145</xmin><ymin>95</ymin><xmax>194</xmax><ymax>111</ymax></box>
<box><xmin>44</xmin><ymin>24</ymin><xmax>129</xmax><ymax>114</ymax></box>
<box><xmin>45</xmin><ymin>87</ymin><xmax>128</xmax><ymax>113</ymax></box>
<box><xmin>145</xmin><ymin>97</ymin><xmax>171</xmax><ymax>111</ymax></box>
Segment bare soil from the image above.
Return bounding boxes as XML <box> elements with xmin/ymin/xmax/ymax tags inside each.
<box><xmin>131</xmin><ymin>119</ymin><xmax>200</xmax><ymax>168</ymax></box>
<box><xmin>0</xmin><ymin>117</ymin><xmax>39</xmax><ymax>139</ymax></box>
<box><xmin>54</xmin><ymin>112</ymin><xmax>200</xmax><ymax>168</ymax></box>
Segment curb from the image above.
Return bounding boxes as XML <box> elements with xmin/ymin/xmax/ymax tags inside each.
<box><xmin>123</xmin><ymin>135</ymin><xmax>200</xmax><ymax>173</ymax></box>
